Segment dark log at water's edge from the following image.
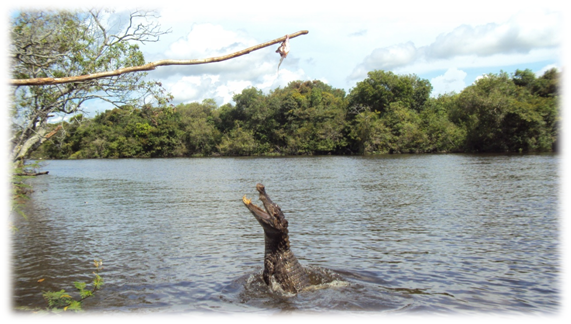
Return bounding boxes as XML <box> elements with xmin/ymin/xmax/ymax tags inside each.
<box><xmin>16</xmin><ymin>171</ymin><xmax>49</xmax><ymax>176</ymax></box>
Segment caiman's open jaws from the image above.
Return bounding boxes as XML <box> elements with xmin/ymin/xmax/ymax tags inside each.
<box><xmin>242</xmin><ymin>183</ymin><xmax>288</xmax><ymax>235</ymax></box>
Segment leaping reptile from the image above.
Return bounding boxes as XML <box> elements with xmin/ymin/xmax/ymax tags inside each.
<box><xmin>243</xmin><ymin>183</ymin><xmax>310</xmax><ymax>293</ymax></box>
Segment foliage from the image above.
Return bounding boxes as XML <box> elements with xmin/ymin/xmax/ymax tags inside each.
<box><xmin>451</xmin><ymin>69</ymin><xmax>559</xmax><ymax>152</ymax></box>
<box><xmin>38</xmin><ymin>104</ymin><xmax>186</xmax><ymax>158</ymax></box>
<box><xmin>34</xmin><ymin>69</ymin><xmax>560</xmax><ymax>159</ymax></box>
<box><xmin>179</xmin><ymin>99</ymin><xmax>222</xmax><ymax>156</ymax></box>
<box><xmin>347</xmin><ymin>109</ymin><xmax>392</xmax><ymax>154</ymax></box>
<box><xmin>347</xmin><ymin>70</ymin><xmax>432</xmax><ymax>114</ymax></box>
<box><xmin>270</xmin><ymin>81</ymin><xmax>348</xmax><ymax>154</ymax></box>
<box><xmin>419</xmin><ymin>93</ymin><xmax>466</xmax><ymax>152</ymax></box>
<box><xmin>346</xmin><ymin>72</ymin><xmax>465</xmax><ymax>154</ymax></box>
<box><xmin>40</xmin><ymin>259</ymin><xmax>104</xmax><ymax>313</ymax></box>
<box><xmin>10</xmin><ymin>9</ymin><xmax>170</xmax><ymax>163</ymax></box>
<box><xmin>217</xmin><ymin>121</ymin><xmax>259</xmax><ymax>155</ymax></box>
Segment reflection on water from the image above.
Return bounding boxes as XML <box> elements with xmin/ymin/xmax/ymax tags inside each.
<box><xmin>11</xmin><ymin>154</ymin><xmax>559</xmax><ymax>314</ymax></box>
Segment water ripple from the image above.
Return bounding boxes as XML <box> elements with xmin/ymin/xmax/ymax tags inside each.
<box><xmin>11</xmin><ymin>154</ymin><xmax>559</xmax><ymax>314</ymax></box>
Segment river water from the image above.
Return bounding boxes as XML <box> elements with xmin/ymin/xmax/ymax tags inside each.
<box><xmin>11</xmin><ymin>154</ymin><xmax>559</xmax><ymax>314</ymax></box>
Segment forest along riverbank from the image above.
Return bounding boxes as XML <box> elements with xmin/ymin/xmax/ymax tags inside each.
<box><xmin>33</xmin><ymin>69</ymin><xmax>559</xmax><ymax>160</ymax></box>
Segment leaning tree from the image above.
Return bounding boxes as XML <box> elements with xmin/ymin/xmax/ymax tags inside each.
<box><xmin>9</xmin><ymin>9</ymin><xmax>308</xmax><ymax>164</ymax></box>
<box><xmin>10</xmin><ymin>9</ymin><xmax>172</xmax><ymax>163</ymax></box>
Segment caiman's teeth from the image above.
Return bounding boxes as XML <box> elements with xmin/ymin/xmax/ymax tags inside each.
<box><xmin>242</xmin><ymin>195</ymin><xmax>251</xmax><ymax>205</ymax></box>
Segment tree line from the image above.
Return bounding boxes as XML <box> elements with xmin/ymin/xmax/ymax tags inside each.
<box><xmin>33</xmin><ymin>68</ymin><xmax>560</xmax><ymax>159</ymax></box>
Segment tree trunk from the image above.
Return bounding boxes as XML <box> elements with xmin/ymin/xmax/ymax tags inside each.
<box><xmin>11</xmin><ymin>124</ymin><xmax>62</xmax><ymax>162</ymax></box>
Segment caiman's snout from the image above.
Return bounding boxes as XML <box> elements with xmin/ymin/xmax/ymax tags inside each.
<box><xmin>256</xmin><ymin>183</ymin><xmax>266</xmax><ymax>194</ymax></box>
<box><xmin>243</xmin><ymin>183</ymin><xmax>288</xmax><ymax>233</ymax></box>
<box><xmin>242</xmin><ymin>183</ymin><xmax>266</xmax><ymax>207</ymax></box>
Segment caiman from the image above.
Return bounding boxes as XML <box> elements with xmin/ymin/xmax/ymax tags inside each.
<box><xmin>242</xmin><ymin>183</ymin><xmax>310</xmax><ymax>294</ymax></box>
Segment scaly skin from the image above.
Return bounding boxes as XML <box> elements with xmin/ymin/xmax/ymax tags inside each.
<box><xmin>243</xmin><ymin>183</ymin><xmax>310</xmax><ymax>293</ymax></box>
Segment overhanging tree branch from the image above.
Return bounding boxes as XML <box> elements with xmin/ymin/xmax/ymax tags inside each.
<box><xmin>10</xmin><ymin>30</ymin><xmax>309</xmax><ymax>86</ymax></box>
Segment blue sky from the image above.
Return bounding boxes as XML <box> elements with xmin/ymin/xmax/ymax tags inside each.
<box><xmin>4</xmin><ymin>0</ymin><xmax>565</xmax><ymax>112</ymax></box>
<box><xmin>121</xmin><ymin>0</ymin><xmax>562</xmax><ymax>109</ymax></box>
<box><xmin>127</xmin><ymin>1</ymin><xmax>562</xmax><ymax>108</ymax></box>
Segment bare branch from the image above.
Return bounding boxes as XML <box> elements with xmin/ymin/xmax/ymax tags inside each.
<box><xmin>10</xmin><ymin>30</ymin><xmax>309</xmax><ymax>86</ymax></box>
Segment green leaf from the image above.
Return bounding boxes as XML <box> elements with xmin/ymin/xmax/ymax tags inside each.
<box><xmin>74</xmin><ymin>281</ymin><xmax>87</xmax><ymax>291</ymax></box>
<box><xmin>80</xmin><ymin>290</ymin><xmax>93</xmax><ymax>299</ymax></box>
<box><xmin>66</xmin><ymin>300</ymin><xmax>83</xmax><ymax>312</ymax></box>
<box><xmin>93</xmin><ymin>273</ymin><xmax>104</xmax><ymax>289</ymax></box>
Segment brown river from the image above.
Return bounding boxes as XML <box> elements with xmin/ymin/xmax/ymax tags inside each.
<box><xmin>11</xmin><ymin>154</ymin><xmax>559</xmax><ymax>314</ymax></box>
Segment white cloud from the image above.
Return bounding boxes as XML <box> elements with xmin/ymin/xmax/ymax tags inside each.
<box><xmin>154</xmin><ymin>23</ymin><xmax>271</xmax><ymax>80</ymax></box>
<box><xmin>349</xmin><ymin>42</ymin><xmax>418</xmax><ymax>79</ymax></box>
<box><xmin>150</xmin><ymin>23</ymin><xmax>310</xmax><ymax>105</ymax></box>
<box><xmin>166</xmin><ymin>24</ymin><xmax>255</xmax><ymax>59</ymax></box>
<box><xmin>271</xmin><ymin>68</ymin><xmax>308</xmax><ymax>88</ymax></box>
<box><xmin>430</xmin><ymin>68</ymin><xmax>467</xmax><ymax>96</ymax></box>
<box><xmin>394</xmin><ymin>48</ymin><xmax>558</xmax><ymax>77</ymax></box>
<box><xmin>214</xmin><ymin>80</ymin><xmax>253</xmax><ymax>104</ymax></box>
<box><xmin>165</xmin><ymin>66</ymin><xmax>309</xmax><ymax>105</ymax></box>
<box><xmin>168</xmin><ymin>75</ymin><xmax>219</xmax><ymax>103</ymax></box>
<box><xmin>426</xmin><ymin>11</ymin><xmax>560</xmax><ymax>59</ymax></box>
<box><xmin>349</xmin><ymin>10</ymin><xmax>562</xmax><ymax>80</ymax></box>
<box><xmin>126</xmin><ymin>3</ymin><xmax>562</xmax><ymax>105</ymax></box>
